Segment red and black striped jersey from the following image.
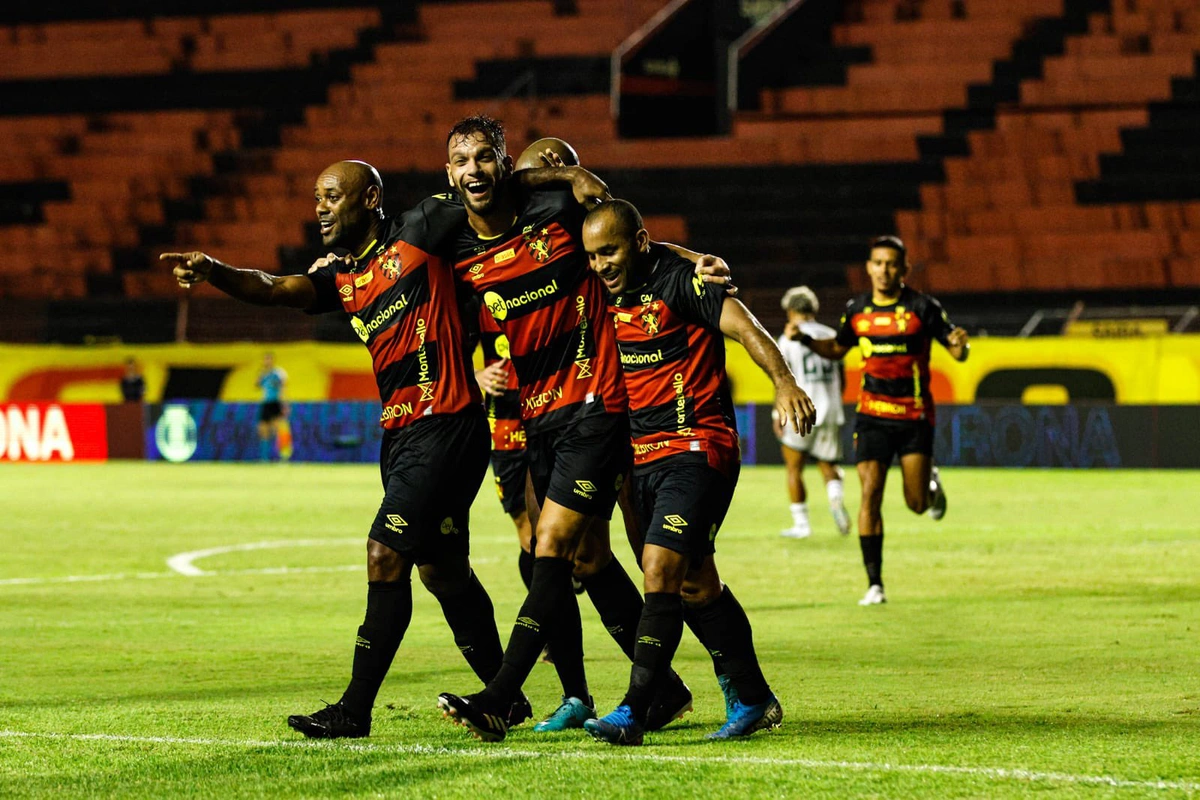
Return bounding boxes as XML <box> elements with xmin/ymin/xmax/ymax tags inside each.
<box><xmin>609</xmin><ymin>245</ymin><xmax>738</xmax><ymax>476</ymax></box>
<box><xmin>307</xmin><ymin>199</ymin><xmax>479</xmax><ymax>430</ymax></box>
<box><xmin>451</xmin><ymin>186</ymin><xmax>627</xmax><ymax>435</ymax></box>
<box><xmin>478</xmin><ymin>308</ymin><xmax>525</xmax><ymax>452</ymax></box>
<box><xmin>835</xmin><ymin>286</ymin><xmax>955</xmax><ymax>423</ymax></box>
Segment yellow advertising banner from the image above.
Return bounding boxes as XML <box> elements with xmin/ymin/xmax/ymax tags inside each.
<box><xmin>1</xmin><ymin>335</ymin><xmax>1199</xmax><ymax>405</ymax></box>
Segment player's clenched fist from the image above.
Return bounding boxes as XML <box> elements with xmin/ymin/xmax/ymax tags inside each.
<box><xmin>160</xmin><ymin>251</ymin><xmax>216</xmax><ymax>287</ymax></box>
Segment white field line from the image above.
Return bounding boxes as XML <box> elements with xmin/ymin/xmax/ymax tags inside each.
<box><xmin>166</xmin><ymin>538</ymin><xmax>362</xmax><ymax>575</ymax></box>
<box><xmin>0</xmin><ymin>565</ymin><xmax>361</xmax><ymax>587</ymax></box>
<box><xmin>0</xmin><ymin>731</ymin><xmax>1195</xmax><ymax>792</ymax></box>
<box><xmin>0</xmin><ymin>537</ymin><xmax>500</xmax><ymax>587</ymax></box>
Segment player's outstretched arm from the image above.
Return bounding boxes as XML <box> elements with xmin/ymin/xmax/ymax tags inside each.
<box><xmin>515</xmin><ymin>165</ymin><xmax>610</xmax><ymax>206</ymax></box>
<box><xmin>945</xmin><ymin>327</ymin><xmax>970</xmax><ymax>361</ymax></box>
<box><xmin>798</xmin><ymin>331</ymin><xmax>852</xmax><ymax>362</ymax></box>
<box><xmin>160</xmin><ymin>251</ymin><xmax>317</xmax><ymax>309</ymax></box>
<box><xmin>719</xmin><ymin>297</ymin><xmax>816</xmax><ymax>436</ymax></box>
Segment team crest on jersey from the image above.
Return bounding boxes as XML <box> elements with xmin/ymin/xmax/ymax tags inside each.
<box><xmin>380</xmin><ymin>250</ymin><xmax>402</xmax><ymax>280</ymax></box>
<box><xmin>525</xmin><ymin>228</ymin><xmax>552</xmax><ymax>262</ymax></box>
<box><xmin>641</xmin><ymin>310</ymin><xmax>661</xmax><ymax>336</ymax></box>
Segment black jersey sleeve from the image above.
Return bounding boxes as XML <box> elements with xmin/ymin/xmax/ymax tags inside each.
<box><xmin>405</xmin><ymin>195</ymin><xmax>469</xmax><ymax>253</ymax></box>
<box><xmin>657</xmin><ymin>247</ymin><xmax>727</xmax><ymax>331</ymax></box>
<box><xmin>835</xmin><ymin>298</ymin><xmax>859</xmax><ymax>347</ymax></box>
<box><xmin>920</xmin><ymin>293</ymin><xmax>955</xmax><ymax>346</ymax></box>
<box><xmin>304</xmin><ymin>266</ymin><xmax>342</xmax><ymax>315</ymax></box>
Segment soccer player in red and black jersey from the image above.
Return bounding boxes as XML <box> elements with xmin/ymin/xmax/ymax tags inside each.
<box><xmin>803</xmin><ymin>236</ymin><xmax>969</xmax><ymax>606</ymax></box>
<box><xmin>160</xmin><ymin>160</ymin><xmax>523</xmax><ymax>739</ymax></box>
<box><xmin>575</xmin><ymin>200</ymin><xmax>816</xmax><ymax>744</ymax></box>
<box><xmin>436</xmin><ymin>118</ymin><xmax>724</xmax><ymax>741</ymax></box>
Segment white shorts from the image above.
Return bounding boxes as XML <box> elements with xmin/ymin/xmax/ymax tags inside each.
<box><xmin>780</xmin><ymin>422</ymin><xmax>843</xmax><ymax>463</ymax></box>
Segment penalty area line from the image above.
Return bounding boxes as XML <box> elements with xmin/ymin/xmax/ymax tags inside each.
<box><xmin>0</xmin><ymin>731</ymin><xmax>1195</xmax><ymax>792</ymax></box>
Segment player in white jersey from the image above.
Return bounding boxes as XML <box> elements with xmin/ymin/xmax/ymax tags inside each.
<box><xmin>775</xmin><ymin>286</ymin><xmax>851</xmax><ymax>538</ymax></box>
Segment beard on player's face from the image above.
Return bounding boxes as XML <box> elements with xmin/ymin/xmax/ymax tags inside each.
<box><xmin>448</xmin><ymin>135</ymin><xmax>510</xmax><ymax>217</ymax></box>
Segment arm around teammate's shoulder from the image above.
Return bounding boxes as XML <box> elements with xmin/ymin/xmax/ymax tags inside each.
<box><xmin>719</xmin><ymin>297</ymin><xmax>816</xmax><ymax>436</ymax></box>
<box><xmin>160</xmin><ymin>251</ymin><xmax>318</xmax><ymax>310</ymax></box>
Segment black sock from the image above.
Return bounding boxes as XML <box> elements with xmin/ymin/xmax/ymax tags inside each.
<box><xmin>690</xmin><ymin>586</ymin><xmax>770</xmax><ymax>706</ymax></box>
<box><xmin>582</xmin><ymin>557</ymin><xmax>644</xmax><ymax>661</ymax></box>
<box><xmin>435</xmin><ymin>570</ymin><xmax>504</xmax><ymax>685</ymax></box>
<box><xmin>486</xmin><ymin>557</ymin><xmax>586</xmax><ymax>705</ymax></box>
<box><xmin>860</xmin><ymin>534</ymin><xmax>883</xmax><ymax>587</ymax></box>
<box><xmin>340</xmin><ymin>579</ymin><xmax>413</xmax><ymax>719</ymax></box>
<box><xmin>518</xmin><ymin>548</ymin><xmax>534</xmax><ymax>590</ymax></box>
<box><xmin>543</xmin><ymin>591</ymin><xmax>587</xmax><ymax>700</ymax></box>
<box><xmin>683</xmin><ymin>605</ymin><xmax>725</xmax><ymax>680</ymax></box>
<box><xmin>622</xmin><ymin>592</ymin><xmax>684</xmax><ymax>723</ymax></box>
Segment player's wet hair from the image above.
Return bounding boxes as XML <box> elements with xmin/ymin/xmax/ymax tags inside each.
<box><xmin>447</xmin><ymin>114</ymin><xmax>507</xmax><ymax>157</ymax></box>
<box><xmin>869</xmin><ymin>235</ymin><xmax>906</xmax><ymax>263</ymax></box>
<box><xmin>781</xmin><ymin>286</ymin><xmax>819</xmax><ymax>315</ymax></box>
<box><xmin>585</xmin><ymin>199</ymin><xmax>644</xmax><ymax>237</ymax></box>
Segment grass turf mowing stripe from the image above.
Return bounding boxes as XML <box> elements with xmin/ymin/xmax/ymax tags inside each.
<box><xmin>1</xmin><ymin>730</ymin><xmax>1195</xmax><ymax>792</ymax></box>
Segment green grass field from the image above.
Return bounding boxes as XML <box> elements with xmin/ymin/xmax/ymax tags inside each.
<box><xmin>1</xmin><ymin>462</ymin><xmax>1196</xmax><ymax>798</ymax></box>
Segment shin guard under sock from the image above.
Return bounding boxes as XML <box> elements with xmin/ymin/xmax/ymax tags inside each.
<box><xmin>582</xmin><ymin>557</ymin><xmax>644</xmax><ymax>661</ymax></box>
<box><xmin>690</xmin><ymin>586</ymin><xmax>771</xmax><ymax>706</ymax></box>
<box><xmin>622</xmin><ymin>592</ymin><xmax>684</xmax><ymax>722</ymax></box>
<box><xmin>341</xmin><ymin>579</ymin><xmax>413</xmax><ymax>719</ymax></box>
<box><xmin>486</xmin><ymin>557</ymin><xmax>585</xmax><ymax>704</ymax></box>
<box><xmin>436</xmin><ymin>571</ymin><xmax>504</xmax><ymax>684</ymax></box>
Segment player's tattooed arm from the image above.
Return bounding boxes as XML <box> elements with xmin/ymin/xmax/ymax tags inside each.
<box><xmin>719</xmin><ymin>298</ymin><xmax>816</xmax><ymax>436</ymax></box>
<box><xmin>515</xmin><ymin>165</ymin><xmax>611</xmax><ymax>207</ymax></box>
<box><xmin>160</xmin><ymin>251</ymin><xmax>317</xmax><ymax>309</ymax></box>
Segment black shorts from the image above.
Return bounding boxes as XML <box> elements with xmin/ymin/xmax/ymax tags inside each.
<box><xmin>853</xmin><ymin>414</ymin><xmax>934</xmax><ymax>464</ymax></box>
<box><xmin>369</xmin><ymin>410</ymin><xmax>490</xmax><ymax>564</ymax></box>
<box><xmin>526</xmin><ymin>412</ymin><xmax>632</xmax><ymax>519</ymax></box>
<box><xmin>491</xmin><ymin>448</ymin><xmax>528</xmax><ymax>516</ymax></box>
<box><xmin>258</xmin><ymin>401</ymin><xmax>283</xmax><ymax>423</ymax></box>
<box><xmin>633</xmin><ymin>459</ymin><xmax>739</xmax><ymax>560</ymax></box>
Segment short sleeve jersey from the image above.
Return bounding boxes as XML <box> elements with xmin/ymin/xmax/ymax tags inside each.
<box><xmin>450</xmin><ymin>186</ymin><xmax>628</xmax><ymax>436</ymax></box>
<box><xmin>609</xmin><ymin>244</ymin><xmax>738</xmax><ymax>476</ymax></box>
<box><xmin>307</xmin><ymin>198</ymin><xmax>480</xmax><ymax>429</ymax></box>
<box><xmin>257</xmin><ymin>367</ymin><xmax>286</xmax><ymax>403</ymax></box>
<box><xmin>478</xmin><ymin>307</ymin><xmax>525</xmax><ymax>452</ymax></box>
<box><xmin>777</xmin><ymin>321</ymin><xmax>844</xmax><ymax>428</ymax></box>
<box><xmin>835</xmin><ymin>286</ymin><xmax>954</xmax><ymax>423</ymax></box>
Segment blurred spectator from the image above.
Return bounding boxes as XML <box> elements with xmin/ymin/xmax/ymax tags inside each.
<box><xmin>119</xmin><ymin>358</ymin><xmax>145</xmax><ymax>403</ymax></box>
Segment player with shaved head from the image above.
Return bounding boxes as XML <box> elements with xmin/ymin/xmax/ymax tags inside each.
<box><xmin>160</xmin><ymin>160</ymin><xmax>527</xmax><ymax>739</ymax></box>
<box><xmin>578</xmin><ymin>199</ymin><xmax>814</xmax><ymax>744</ymax></box>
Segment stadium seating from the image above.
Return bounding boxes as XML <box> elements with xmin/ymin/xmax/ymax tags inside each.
<box><xmin>898</xmin><ymin>0</ymin><xmax>1200</xmax><ymax>295</ymax></box>
<box><xmin>1</xmin><ymin>0</ymin><xmax>1198</xmax><ymax>323</ymax></box>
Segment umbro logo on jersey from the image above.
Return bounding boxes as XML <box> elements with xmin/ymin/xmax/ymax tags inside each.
<box><xmin>469</xmin><ymin>263</ymin><xmax>485</xmax><ymax>280</ymax></box>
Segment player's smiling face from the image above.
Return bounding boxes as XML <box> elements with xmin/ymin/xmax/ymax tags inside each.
<box><xmin>866</xmin><ymin>246</ymin><xmax>906</xmax><ymax>297</ymax></box>
<box><xmin>447</xmin><ymin>132</ymin><xmax>511</xmax><ymax>216</ymax></box>
<box><xmin>314</xmin><ymin>170</ymin><xmax>370</xmax><ymax>249</ymax></box>
<box><xmin>583</xmin><ymin>215</ymin><xmax>648</xmax><ymax>295</ymax></box>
